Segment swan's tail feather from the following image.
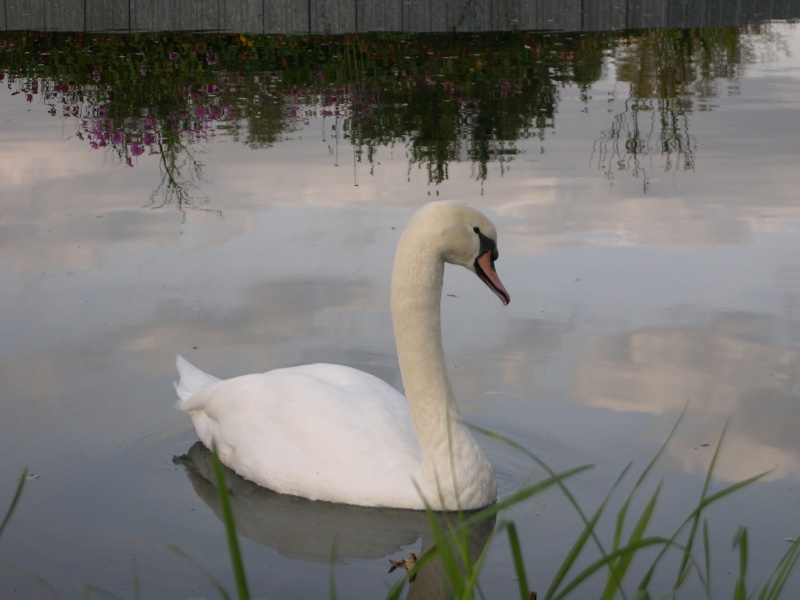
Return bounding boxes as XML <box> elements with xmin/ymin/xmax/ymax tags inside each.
<box><xmin>174</xmin><ymin>355</ymin><xmax>220</xmax><ymax>402</ymax></box>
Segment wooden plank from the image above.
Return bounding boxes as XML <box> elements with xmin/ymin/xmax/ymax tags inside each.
<box><xmin>402</xmin><ymin>0</ymin><xmax>430</xmax><ymax>32</ymax></box>
<box><xmin>685</xmin><ymin>0</ymin><xmax>707</xmax><ymax>28</ymax></box>
<box><xmin>5</xmin><ymin>0</ymin><xmax>46</xmax><ymax>30</ymax></box>
<box><xmin>704</xmin><ymin>0</ymin><xmax>724</xmax><ymax>27</ymax></box>
<box><xmin>174</xmin><ymin>0</ymin><xmax>198</xmax><ymax>30</ymax></box>
<box><xmin>44</xmin><ymin>0</ymin><xmax>84</xmax><ymax>31</ymax></box>
<box><xmin>196</xmin><ymin>0</ymin><xmax>221</xmax><ymax>30</ymax></box>
<box><xmin>130</xmin><ymin>0</ymin><xmax>176</xmax><ymax>31</ymax></box>
<box><xmin>310</xmin><ymin>0</ymin><xmax>356</xmax><ymax>33</ymax></box>
<box><xmin>222</xmin><ymin>0</ymin><xmax>263</xmax><ymax>33</ymax></box>
<box><xmin>265</xmin><ymin>0</ymin><xmax>309</xmax><ymax>33</ymax></box>
<box><xmin>357</xmin><ymin>0</ymin><xmax>403</xmax><ymax>32</ymax></box>
<box><xmin>85</xmin><ymin>0</ymin><xmax>130</xmax><ymax>31</ymax></box>
<box><xmin>515</xmin><ymin>0</ymin><xmax>544</xmax><ymax>30</ymax></box>
<box><xmin>539</xmin><ymin>0</ymin><xmax>581</xmax><ymax>31</ymax></box>
<box><xmin>448</xmin><ymin>0</ymin><xmax>494</xmax><ymax>32</ymax></box>
<box><xmin>584</xmin><ymin>0</ymin><xmax>627</xmax><ymax>31</ymax></box>
<box><xmin>492</xmin><ymin>0</ymin><xmax>523</xmax><ymax>31</ymax></box>
<box><xmin>429</xmin><ymin>0</ymin><xmax>447</xmax><ymax>30</ymax></box>
<box><xmin>638</xmin><ymin>0</ymin><xmax>668</xmax><ymax>28</ymax></box>
<box><xmin>667</xmin><ymin>0</ymin><xmax>692</xmax><ymax>28</ymax></box>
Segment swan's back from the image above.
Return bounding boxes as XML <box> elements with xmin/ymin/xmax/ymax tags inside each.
<box><xmin>175</xmin><ymin>356</ymin><xmax>425</xmax><ymax>507</ymax></box>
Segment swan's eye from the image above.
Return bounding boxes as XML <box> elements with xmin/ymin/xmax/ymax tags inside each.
<box><xmin>473</xmin><ymin>227</ymin><xmax>499</xmax><ymax>261</ymax></box>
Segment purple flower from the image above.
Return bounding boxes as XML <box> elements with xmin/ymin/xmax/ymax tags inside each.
<box><xmin>130</xmin><ymin>143</ymin><xmax>144</xmax><ymax>156</ymax></box>
<box><xmin>169</xmin><ymin>52</ymin><xmax>179</xmax><ymax>60</ymax></box>
<box><xmin>126</xmin><ymin>155</ymin><xmax>133</xmax><ymax>167</ymax></box>
<box><xmin>206</xmin><ymin>52</ymin><xmax>217</xmax><ymax>65</ymax></box>
<box><xmin>112</xmin><ymin>131</ymin><xmax>124</xmax><ymax>145</ymax></box>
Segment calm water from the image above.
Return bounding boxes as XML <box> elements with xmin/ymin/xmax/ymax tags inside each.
<box><xmin>1</xmin><ymin>22</ymin><xmax>799</xmax><ymax>599</ymax></box>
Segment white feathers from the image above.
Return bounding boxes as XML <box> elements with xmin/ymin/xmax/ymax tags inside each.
<box><xmin>174</xmin><ymin>201</ymin><xmax>506</xmax><ymax>510</ymax></box>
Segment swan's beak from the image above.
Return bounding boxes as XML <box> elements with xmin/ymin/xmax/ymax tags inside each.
<box><xmin>475</xmin><ymin>251</ymin><xmax>510</xmax><ymax>305</ymax></box>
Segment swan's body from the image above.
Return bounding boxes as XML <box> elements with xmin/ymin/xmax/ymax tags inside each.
<box><xmin>175</xmin><ymin>201</ymin><xmax>509</xmax><ymax>510</ymax></box>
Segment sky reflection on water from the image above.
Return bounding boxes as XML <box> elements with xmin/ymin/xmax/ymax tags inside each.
<box><xmin>0</xmin><ymin>22</ymin><xmax>799</xmax><ymax>599</ymax></box>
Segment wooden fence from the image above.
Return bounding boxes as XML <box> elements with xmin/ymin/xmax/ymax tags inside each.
<box><xmin>2</xmin><ymin>0</ymin><xmax>798</xmax><ymax>33</ymax></box>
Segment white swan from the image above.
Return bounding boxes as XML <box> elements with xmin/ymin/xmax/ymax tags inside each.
<box><xmin>174</xmin><ymin>201</ymin><xmax>510</xmax><ymax>510</ymax></box>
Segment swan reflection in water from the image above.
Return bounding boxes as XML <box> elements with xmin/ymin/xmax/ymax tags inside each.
<box><xmin>175</xmin><ymin>441</ymin><xmax>495</xmax><ymax>596</ymax></box>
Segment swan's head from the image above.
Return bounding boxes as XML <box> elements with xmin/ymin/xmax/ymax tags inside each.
<box><xmin>410</xmin><ymin>201</ymin><xmax>510</xmax><ymax>305</ymax></box>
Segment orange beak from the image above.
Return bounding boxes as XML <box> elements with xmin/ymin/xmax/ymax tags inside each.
<box><xmin>475</xmin><ymin>251</ymin><xmax>510</xmax><ymax>305</ymax></box>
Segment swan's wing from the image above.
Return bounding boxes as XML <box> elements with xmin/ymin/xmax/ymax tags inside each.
<box><xmin>180</xmin><ymin>363</ymin><xmax>423</xmax><ymax>506</ymax></box>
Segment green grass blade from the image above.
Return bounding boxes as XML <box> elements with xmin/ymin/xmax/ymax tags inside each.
<box><xmin>756</xmin><ymin>535</ymin><xmax>800</xmax><ymax>600</ymax></box>
<box><xmin>600</xmin><ymin>482</ymin><xmax>662</xmax><ymax>600</ymax></box>
<box><xmin>733</xmin><ymin>526</ymin><xmax>748</xmax><ymax>600</ymax></box>
<box><xmin>506</xmin><ymin>521</ymin><xmax>530</xmax><ymax>600</ymax></box>
<box><xmin>210</xmin><ymin>445</ymin><xmax>251</xmax><ymax>600</ymax></box>
<box><xmin>675</xmin><ymin>421</ymin><xmax>729</xmax><ymax>585</ymax></box>
<box><xmin>328</xmin><ymin>538</ymin><xmax>339</xmax><ymax>600</ymax></box>
<box><xmin>546</xmin><ymin>494</ymin><xmax>608</xmax><ymax>599</ymax></box>
<box><xmin>461</xmin><ymin>464</ymin><xmax>593</xmax><ymax>531</ymax></box>
<box><xmin>602</xmin><ymin>409</ymin><xmax>688</xmax><ymax>598</ymax></box>
<box><xmin>471</xmin><ymin>422</ymin><xmax>628</xmax><ymax>580</ymax></box>
<box><xmin>550</xmin><ymin>536</ymin><xmax>670</xmax><ymax>600</ymax></box>
<box><xmin>701</xmin><ymin>518</ymin><xmax>712</xmax><ymax>597</ymax></box>
<box><xmin>0</xmin><ymin>468</ymin><xmax>29</xmax><ymax>540</ymax></box>
<box><xmin>461</xmin><ymin>523</ymin><xmax>496</xmax><ymax>599</ymax></box>
<box><xmin>131</xmin><ymin>550</ymin><xmax>141</xmax><ymax>600</ymax></box>
<box><xmin>425</xmin><ymin>507</ymin><xmax>466</xmax><ymax>597</ymax></box>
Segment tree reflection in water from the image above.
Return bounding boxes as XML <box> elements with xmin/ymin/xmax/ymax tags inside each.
<box><xmin>0</xmin><ymin>24</ymin><xmax>791</xmax><ymax>202</ymax></box>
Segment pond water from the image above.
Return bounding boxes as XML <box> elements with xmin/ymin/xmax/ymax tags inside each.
<box><xmin>1</xmin><ymin>21</ymin><xmax>800</xmax><ymax>600</ymax></box>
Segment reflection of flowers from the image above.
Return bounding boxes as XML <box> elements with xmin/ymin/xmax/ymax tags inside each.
<box><xmin>5</xmin><ymin>28</ymin><xmax>774</xmax><ymax>193</ymax></box>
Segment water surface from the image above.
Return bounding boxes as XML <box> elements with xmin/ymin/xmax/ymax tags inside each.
<box><xmin>1</xmin><ymin>22</ymin><xmax>799</xmax><ymax>599</ymax></box>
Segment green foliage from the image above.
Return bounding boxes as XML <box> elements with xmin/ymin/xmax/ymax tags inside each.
<box><xmin>211</xmin><ymin>444</ymin><xmax>250</xmax><ymax>600</ymax></box>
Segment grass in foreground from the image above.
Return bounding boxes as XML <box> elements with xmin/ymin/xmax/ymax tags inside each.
<box><xmin>2</xmin><ymin>416</ymin><xmax>799</xmax><ymax>599</ymax></box>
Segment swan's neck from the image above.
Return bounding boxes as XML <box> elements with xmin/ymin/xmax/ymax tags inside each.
<box><xmin>391</xmin><ymin>231</ymin><xmax>463</xmax><ymax>462</ymax></box>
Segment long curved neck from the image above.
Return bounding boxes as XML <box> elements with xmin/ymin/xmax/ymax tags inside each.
<box><xmin>391</xmin><ymin>229</ymin><xmax>461</xmax><ymax>460</ymax></box>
